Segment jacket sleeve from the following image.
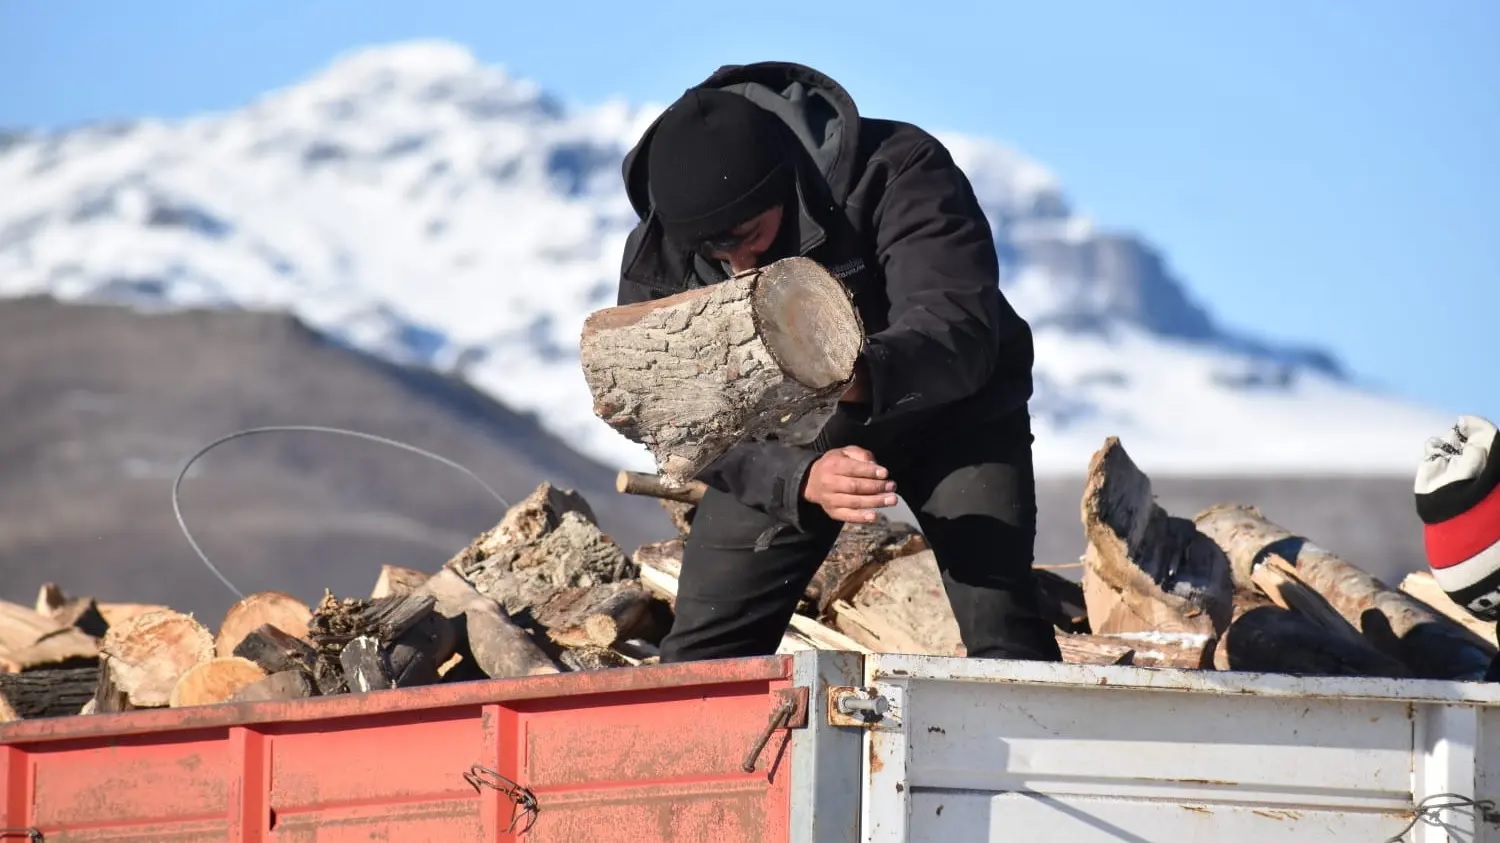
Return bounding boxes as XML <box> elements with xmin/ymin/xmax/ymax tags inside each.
<box><xmin>861</xmin><ymin>136</ymin><xmax>1014</xmax><ymax>422</ymax></box>
<box><xmin>695</xmin><ymin>441</ymin><xmax>822</xmax><ymax>530</ymax></box>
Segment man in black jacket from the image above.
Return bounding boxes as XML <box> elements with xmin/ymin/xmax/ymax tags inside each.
<box><xmin>615</xmin><ymin>61</ymin><xmax>1063</xmax><ymax>664</ymax></box>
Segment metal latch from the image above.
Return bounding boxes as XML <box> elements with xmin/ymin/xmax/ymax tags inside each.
<box><xmin>827</xmin><ymin>686</ymin><xmax>889</xmax><ymax>727</ymax></box>
<box><xmin>741</xmin><ymin>686</ymin><xmax>809</xmax><ymax>772</ymax></box>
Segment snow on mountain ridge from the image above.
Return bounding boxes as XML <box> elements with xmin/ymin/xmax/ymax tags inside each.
<box><xmin>0</xmin><ymin>41</ymin><xmax>1451</xmax><ymax>476</ymax></box>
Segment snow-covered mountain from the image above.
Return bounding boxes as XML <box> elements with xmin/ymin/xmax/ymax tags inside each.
<box><xmin>0</xmin><ymin>41</ymin><xmax>1451</xmax><ymax>476</ymax></box>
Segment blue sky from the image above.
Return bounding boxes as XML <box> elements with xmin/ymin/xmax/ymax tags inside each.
<box><xmin>3</xmin><ymin>0</ymin><xmax>1497</xmax><ymax>422</ymax></box>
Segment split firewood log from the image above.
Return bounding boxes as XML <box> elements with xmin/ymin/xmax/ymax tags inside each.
<box><xmin>1195</xmin><ymin>503</ymin><xmax>1494</xmax><ymax>681</ymax></box>
<box><xmin>0</xmin><ymin>600</ymin><xmax>100</xmax><ymax>672</ymax></box>
<box><xmin>35</xmin><ymin>584</ymin><xmax>110</xmax><ymax>638</ymax></box>
<box><xmin>304</xmin><ymin>591</ymin><xmax>448</xmax><ymax>692</ymax></box>
<box><xmin>580</xmin><ymin>256</ymin><xmax>864</xmax><ymax>484</ymax></box>
<box><xmin>448</xmin><ymin>484</ymin><xmax>636</xmax><ymax>618</ymax></box>
<box><xmin>834</xmin><ymin>549</ymin><xmax>961</xmax><ymax>655</ymax></box>
<box><xmin>339</xmin><ymin>636</ymin><xmax>393</xmax><ymax>694</ymax></box>
<box><xmin>215</xmin><ymin>591</ymin><xmax>313</xmax><ymax>658</ymax></box>
<box><xmin>231</xmin><ymin>623</ymin><xmax>318</xmax><ymax>676</ymax></box>
<box><xmin>415</xmin><ymin>568</ymin><xmax>560</xmax><ymax>678</ymax></box>
<box><xmin>229</xmin><ymin>669</ymin><xmax>316</xmax><ymax>703</ymax></box>
<box><xmin>99</xmin><ymin>609</ymin><xmax>214</xmax><ymax>707</ymax></box>
<box><xmin>1095</xmin><ymin>632</ymin><xmax>1213</xmax><ymax>669</ymax></box>
<box><xmin>1080</xmin><ymin>438</ymin><xmax>1234</xmax><ymax>639</ymax></box>
<box><xmin>535</xmin><ymin>582</ymin><xmax>661</xmax><ymax>650</ymax></box>
<box><xmin>1055</xmin><ymin>634</ymin><xmax>1134</xmax><ymax>666</ymax></box>
<box><xmin>1214</xmin><ymin>605</ymin><xmax>1414</xmax><ymax>677</ymax></box>
<box><xmin>169</xmin><ymin>657</ymin><xmax>267</xmax><ymax>707</ymax></box>
<box><xmin>805</xmin><ymin>518</ymin><xmax>929</xmax><ymax>618</ymax></box>
<box><xmin>0</xmin><ymin>666</ymin><xmax>99</xmax><ymax>719</ymax></box>
<box><xmin>372</xmin><ymin>565</ymin><xmax>430</xmax><ymax>599</ymax></box>
<box><xmin>1400</xmin><ymin>571</ymin><xmax>1498</xmax><ymax>648</ymax></box>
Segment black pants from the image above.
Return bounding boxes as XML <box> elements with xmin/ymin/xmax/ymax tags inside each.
<box><xmin>659</xmin><ymin>406</ymin><xmax>1064</xmax><ymax>663</ymax></box>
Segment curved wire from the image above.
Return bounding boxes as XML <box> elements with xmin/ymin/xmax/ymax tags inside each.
<box><xmin>172</xmin><ymin>425</ymin><xmax>511</xmax><ymax>599</ymax></box>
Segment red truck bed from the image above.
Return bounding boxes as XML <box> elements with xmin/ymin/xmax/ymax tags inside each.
<box><xmin>1</xmin><ymin>652</ymin><xmax>861</xmax><ymax>842</ymax></box>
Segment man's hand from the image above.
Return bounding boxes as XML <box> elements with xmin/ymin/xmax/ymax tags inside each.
<box><xmin>803</xmin><ymin>446</ymin><xmax>897</xmax><ymax>523</ymax></box>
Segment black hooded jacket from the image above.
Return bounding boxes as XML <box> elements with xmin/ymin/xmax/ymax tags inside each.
<box><xmin>616</xmin><ymin>61</ymin><xmax>1035</xmax><ymax>531</ymax></box>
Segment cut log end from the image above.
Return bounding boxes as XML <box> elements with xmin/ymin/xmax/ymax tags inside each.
<box><xmin>169</xmin><ymin>657</ymin><xmax>268</xmax><ymax>708</ymax></box>
<box><xmin>751</xmin><ymin>257</ymin><xmax>863</xmax><ymax>390</ymax></box>
<box><xmin>100</xmin><ymin>609</ymin><xmax>215</xmax><ymax>708</ymax></box>
<box><xmin>216</xmin><ymin>591</ymin><xmax>313</xmax><ymax>658</ymax></box>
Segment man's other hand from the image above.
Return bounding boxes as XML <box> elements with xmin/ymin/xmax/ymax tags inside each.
<box><xmin>803</xmin><ymin>446</ymin><xmax>897</xmax><ymax>523</ymax></box>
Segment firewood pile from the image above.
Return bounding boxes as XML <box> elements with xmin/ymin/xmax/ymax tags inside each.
<box><xmin>2</xmin><ymin>436</ymin><xmax>1495</xmax><ymax>724</ymax></box>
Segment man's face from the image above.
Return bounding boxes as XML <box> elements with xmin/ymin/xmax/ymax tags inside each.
<box><xmin>701</xmin><ymin>205</ymin><xmax>785</xmax><ymax>274</ymax></box>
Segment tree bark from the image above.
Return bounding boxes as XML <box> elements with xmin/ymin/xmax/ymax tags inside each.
<box><xmin>1195</xmin><ymin>503</ymin><xmax>1495</xmax><ymax>681</ymax></box>
<box><xmin>215</xmin><ymin>591</ymin><xmax>312</xmax><ymax>658</ymax></box>
<box><xmin>580</xmin><ymin>257</ymin><xmax>864</xmax><ymax>484</ymax></box>
<box><xmin>1080</xmin><ymin>438</ymin><xmax>1234</xmax><ymax>639</ymax></box>
<box><xmin>99</xmin><ymin>610</ymin><xmax>214</xmax><ymax>707</ymax></box>
<box><xmin>169</xmin><ymin>657</ymin><xmax>267</xmax><ymax>707</ymax></box>
<box><xmin>0</xmin><ymin>666</ymin><xmax>98</xmax><ymax>719</ymax></box>
<box><xmin>447</xmin><ymin>484</ymin><xmax>637</xmax><ymax>635</ymax></box>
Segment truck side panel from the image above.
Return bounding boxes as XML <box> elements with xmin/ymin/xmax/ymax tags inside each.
<box><xmin>862</xmin><ymin>655</ymin><xmax>1500</xmax><ymax>843</ymax></box>
<box><xmin>1</xmin><ymin>655</ymin><xmax>832</xmax><ymax>842</ymax></box>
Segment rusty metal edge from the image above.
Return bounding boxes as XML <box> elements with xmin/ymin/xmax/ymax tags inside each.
<box><xmin>0</xmin><ymin>655</ymin><xmax>793</xmax><ymax>745</ymax></box>
<box><xmin>790</xmin><ymin>650</ymin><xmax>864</xmax><ymax>843</ymax></box>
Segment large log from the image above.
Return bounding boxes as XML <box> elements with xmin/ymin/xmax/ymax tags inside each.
<box><xmin>1055</xmin><ymin>634</ymin><xmax>1134</xmax><ymax>666</ymax></box>
<box><xmin>580</xmin><ymin>257</ymin><xmax>864</xmax><ymax>484</ymax></box>
<box><xmin>0</xmin><ymin>666</ymin><xmax>98</xmax><ymax>719</ymax></box>
<box><xmin>99</xmin><ymin>610</ymin><xmax>215</xmax><ymax>707</ymax></box>
<box><xmin>215</xmin><ymin>591</ymin><xmax>313</xmax><ymax>658</ymax></box>
<box><xmin>1195</xmin><ymin>503</ymin><xmax>1495</xmax><ymax>680</ymax></box>
<box><xmin>1080</xmin><ymin>438</ymin><xmax>1234</xmax><ymax>639</ymax></box>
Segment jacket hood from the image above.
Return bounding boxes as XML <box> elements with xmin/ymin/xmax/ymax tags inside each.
<box><xmin>619</xmin><ymin>62</ymin><xmax>863</xmax><ymax>291</ymax></box>
<box><xmin>624</xmin><ymin>61</ymin><xmax>863</xmax><ymax>217</ymax></box>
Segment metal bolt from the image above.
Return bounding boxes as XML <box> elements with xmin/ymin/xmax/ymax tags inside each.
<box><xmin>836</xmin><ymin>692</ymin><xmax>889</xmax><ymax>719</ymax></box>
